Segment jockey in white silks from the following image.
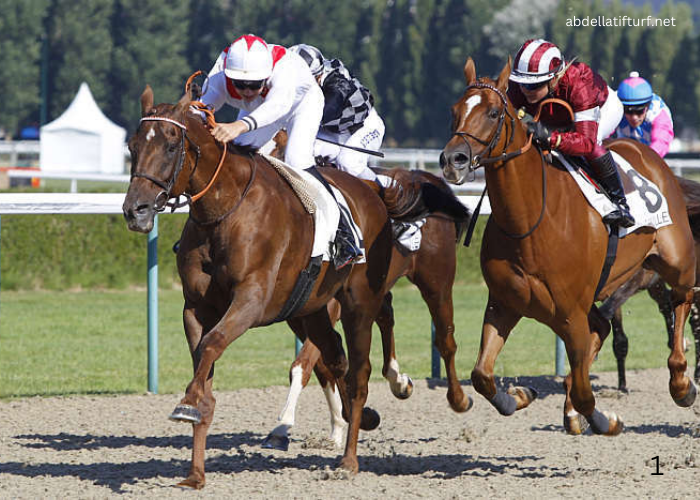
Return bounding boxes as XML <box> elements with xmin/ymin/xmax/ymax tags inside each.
<box><xmin>199</xmin><ymin>34</ymin><xmax>361</xmax><ymax>269</ymax></box>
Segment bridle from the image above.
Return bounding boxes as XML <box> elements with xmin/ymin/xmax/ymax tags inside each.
<box><xmin>132</xmin><ymin>115</ymin><xmax>201</xmax><ymax>212</ymax></box>
<box><xmin>448</xmin><ymin>82</ymin><xmax>533</xmax><ymax>174</ymax></box>
<box><xmin>131</xmin><ymin>101</ymin><xmax>256</xmax><ymax>224</ymax></box>
<box><xmin>447</xmin><ymin>82</ymin><xmax>546</xmax><ymax>239</ymax></box>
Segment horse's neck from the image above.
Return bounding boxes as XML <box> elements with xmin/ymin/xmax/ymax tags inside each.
<box><xmin>186</xmin><ymin>122</ymin><xmax>249</xmax><ymax>221</ymax></box>
<box><xmin>485</xmin><ymin>148</ymin><xmax>548</xmax><ymax>237</ymax></box>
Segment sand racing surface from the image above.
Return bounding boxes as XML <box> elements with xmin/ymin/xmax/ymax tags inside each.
<box><xmin>2</xmin><ymin>367</ymin><xmax>699</xmax><ymax>498</ymax></box>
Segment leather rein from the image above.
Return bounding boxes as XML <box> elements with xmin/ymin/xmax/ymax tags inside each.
<box><xmin>449</xmin><ymin>83</ymin><xmax>570</xmax><ymax>239</ymax></box>
<box><xmin>131</xmin><ymin>72</ymin><xmax>256</xmax><ymax>225</ymax></box>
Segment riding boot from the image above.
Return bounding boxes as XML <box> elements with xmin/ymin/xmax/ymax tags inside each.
<box><xmin>305</xmin><ymin>166</ymin><xmax>362</xmax><ymax>269</ymax></box>
<box><xmin>590</xmin><ymin>151</ymin><xmax>635</xmax><ymax>228</ymax></box>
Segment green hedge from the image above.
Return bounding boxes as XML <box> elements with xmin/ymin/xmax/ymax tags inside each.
<box><xmin>0</xmin><ymin>213</ymin><xmax>487</xmax><ymax>291</ymax></box>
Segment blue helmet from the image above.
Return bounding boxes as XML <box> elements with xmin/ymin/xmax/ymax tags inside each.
<box><xmin>617</xmin><ymin>71</ymin><xmax>653</xmax><ymax>106</ymax></box>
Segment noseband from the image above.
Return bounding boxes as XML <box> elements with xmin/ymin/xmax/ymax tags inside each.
<box><xmin>132</xmin><ymin>116</ymin><xmax>200</xmax><ymax>212</ymax></box>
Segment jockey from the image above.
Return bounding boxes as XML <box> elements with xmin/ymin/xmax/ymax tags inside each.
<box><xmin>199</xmin><ymin>34</ymin><xmax>361</xmax><ymax>269</ymax></box>
<box><xmin>287</xmin><ymin>44</ymin><xmax>391</xmax><ymax>191</ymax></box>
<box><xmin>508</xmin><ymin>39</ymin><xmax>634</xmax><ymax>228</ymax></box>
<box><xmin>614</xmin><ymin>72</ymin><xmax>674</xmax><ymax>158</ymax></box>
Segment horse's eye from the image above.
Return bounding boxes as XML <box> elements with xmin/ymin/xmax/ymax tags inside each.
<box><xmin>489</xmin><ymin>109</ymin><xmax>500</xmax><ymax>119</ymax></box>
<box><xmin>168</xmin><ymin>143</ymin><xmax>178</xmax><ymax>153</ymax></box>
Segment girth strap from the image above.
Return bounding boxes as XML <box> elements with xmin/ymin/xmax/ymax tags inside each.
<box><xmin>594</xmin><ymin>226</ymin><xmax>619</xmax><ymax>299</ymax></box>
<box><xmin>272</xmin><ymin>255</ymin><xmax>323</xmax><ymax>323</ymax></box>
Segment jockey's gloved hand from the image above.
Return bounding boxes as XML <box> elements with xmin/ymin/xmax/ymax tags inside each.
<box><xmin>527</xmin><ymin>121</ymin><xmax>551</xmax><ymax>150</ymax></box>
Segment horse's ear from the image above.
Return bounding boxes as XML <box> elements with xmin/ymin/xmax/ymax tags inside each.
<box><xmin>140</xmin><ymin>85</ymin><xmax>154</xmax><ymax>117</ymax></box>
<box><xmin>496</xmin><ymin>56</ymin><xmax>512</xmax><ymax>93</ymax></box>
<box><xmin>464</xmin><ymin>57</ymin><xmax>477</xmax><ymax>86</ymax></box>
<box><xmin>174</xmin><ymin>87</ymin><xmax>192</xmax><ymax>115</ymax></box>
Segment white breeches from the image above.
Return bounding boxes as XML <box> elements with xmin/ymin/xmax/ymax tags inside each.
<box><xmin>314</xmin><ymin>108</ymin><xmax>385</xmax><ymax>180</ymax></box>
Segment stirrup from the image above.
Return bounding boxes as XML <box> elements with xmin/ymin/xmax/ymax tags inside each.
<box><xmin>603</xmin><ymin>204</ymin><xmax>635</xmax><ymax>228</ymax></box>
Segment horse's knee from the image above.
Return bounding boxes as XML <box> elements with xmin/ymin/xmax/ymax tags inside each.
<box><xmin>612</xmin><ymin>330</ymin><xmax>628</xmax><ymax>360</ymax></box>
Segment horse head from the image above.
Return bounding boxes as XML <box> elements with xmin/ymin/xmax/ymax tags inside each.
<box><xmin>123</xmin><ymin>85</ymin><xmax>197</xmax><ymax>233</ymax></box>
<box><xmin>440</xmin><ymin>57</ymin><xmax>527</xmax><ymax>185</ymax></box>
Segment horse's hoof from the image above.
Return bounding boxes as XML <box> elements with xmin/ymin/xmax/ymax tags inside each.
<box><xmin>603</xmin><ymin>411</ymin><xmax>624</xmax><ymax>436</ymax></box>
<box><xmin>507</xmin><ymin>386</ymin><xmax>538</xmax><ymax>410</ymax></box>
<box><xmin>673</xmin><ymin>378</ymin><xmax>698</xmax><ymax>408</ymax></box>
<box><xmin>360</xmin><ymin>407</ymin><xmax>381</xmax><ymax>431</ymax></box>
<box><xmin>392</xmin><ymin>376</ymin><xmax>414</xmax><ymax>400</ymax></box>
<box><xmin>563</xmin><ymin>412</ymin><xmax>589</xmax><ymax>435</ymax></box>
<box><xmin>338</xmin><ymin>456</ymin><xmax>359</xmax><ymax>475</ymax></box>
<box><xmin>261</xmin><ymin>434</ymin><xmax>290</xmax><ymax>451</ymax></box>
<box><xmin>176</xmin><ymin>476</ymin><xmax>205</xmax><ymax>490</ymax></box>
<box><xmin>169</xmin><ymin>404</ymin><xmax>202</xmax><ymax>424</ymax></box>
<box><xmin>449</xmin><ymin>392</ymin><xmax>474</xmax><ymax>413</ymax></box>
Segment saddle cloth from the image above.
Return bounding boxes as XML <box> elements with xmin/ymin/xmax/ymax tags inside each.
<box><xmin>553</xmin><ymin>151</ymin><xmax>672</xmax><ymax>238</ymax></box>
<box><xmin>393</xmin><ymin>218</ymin><xmax>426</xmax><ymax>252</ymax></box>
<box><xmin>261</xmin><ymin>153</ymin><xmax>366</xmax><ymax>264</ymax></box>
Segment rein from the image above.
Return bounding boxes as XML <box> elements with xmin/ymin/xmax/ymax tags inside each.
<box><xmin>131</xmin><ymin>72</ymin><xmax>257</xmax><ymax>225</ymax></box>
<box><xmin>450</xmin><ymin>82</ymin><xmax>553</xmax><ymax>239</ymax></box>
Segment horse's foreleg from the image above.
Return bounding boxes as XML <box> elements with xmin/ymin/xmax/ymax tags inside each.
<box><xmin>174</xmin><ymin>284</ymin><xmax>264</xmax><ymax>425</ymax></box>
<box><xmin>472</xmin><ymin>297</ymin><xmax>535</xmax><ymax>415</ymax></box>
<box><xmin>564</xmin><ymin>306</ymin><xmax>622</xmax><ymax>436</ymax></box>
<box><xmin>172</xmin><ymin>306</ymin><xmax>215</xmax><ymax>490</ymax></box>
<box><xmin>668</xmin><ymin>292</ymin><xmax>697</xmax><ymax>406</ymax></box>
<box><xmin>376</xmin><ymin>292</ymin><xmax>414</xmax><ymax>400</ymax></box>
<box><xmin>262</xmin><ymin>323</ymin><xmax>321</xmax><ymax>451</ymax></box>
<box><xmin>417</xmin><ymin>282</ymin><xmax>471</xmax><ymax>413</ymax></box>
<box><xmin>610</xmin><ymin>307</ymin><xmax>629</xmax><ymax>392</ymax></box>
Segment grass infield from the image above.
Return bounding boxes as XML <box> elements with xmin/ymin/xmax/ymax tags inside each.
<box><xmin>1</xmin><ymin>283</ymin><xmax>693</xmax><ymax>398</ymax></box>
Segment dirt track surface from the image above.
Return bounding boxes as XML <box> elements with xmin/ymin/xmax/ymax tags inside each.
<box><xmin>1</xmin><ymin>368</ymin><xmax>699</xmax><ymax>499</ymax></box>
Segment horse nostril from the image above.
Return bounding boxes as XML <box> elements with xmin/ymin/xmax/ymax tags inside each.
<box><xmin>439</xmin><ymin>152</ymin><xmax>447</xmax><ymax>168</ymax></box>
<box><xmin>451</xmin><ymin>152</ymin><xmax>469</xmax><ymax>166</ymax></box>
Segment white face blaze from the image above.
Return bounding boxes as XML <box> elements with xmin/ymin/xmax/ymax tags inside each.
<box><xmin>145</xmin><ymin>127</ymin><xmax>156</xmax><ymax>142</ymax></box>
<box><xmin>464</xmin><ymin>94</ymin><xmax>482</xmax><ymax>120</ymax></box>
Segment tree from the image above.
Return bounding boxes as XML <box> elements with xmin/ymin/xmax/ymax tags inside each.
<box><xmin>0</xmin><ymin>0</ymin><xmax>49</xmax><ymax>137</ymax></box>
<box><xmin>47</xmin><ymin>0</ymin><xmax>114</xmax><ymax>120</ymax></box>
<box><xmin>483</xmin><ymin>0</ymin><xmax>557</xmax><ymax>61</ymax></box>
<box><xmin>109</xmin><ymin>0</ymin><xmax>190</xmax><ymax>132</ymax></box>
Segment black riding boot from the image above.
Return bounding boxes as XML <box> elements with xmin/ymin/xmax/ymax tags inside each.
<box><xmin>305</xmin><ymin>166</ymin><xmax>362</xmax><ymax>269</ymax></box>
<box><xmin>591</xmin><ymin>151</ymin><xmax>635</xmax><ymax>228</ymax></box>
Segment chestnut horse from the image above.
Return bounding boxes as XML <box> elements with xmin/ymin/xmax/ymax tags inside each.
<box><xmin>600</xmin><ymin>176</ymin><xmax>700</xmax><ymax>390</ymax></box>
<box><xmin>122</xmin><ymin>84</ymin><xmax>460</xmax><ymax>487</ymax></box>
<box><xmin>262</xmin><ymin>131</ymin><xmax>471</xmax><ymax>451</ymax></box>
<box><xmin>440</xmin><ymin>57</ymin><xmax>697</xmax><ymax>436</ymax></box>
<box><xmin>263</xmin><ymin>204</ymin><xmax>471</xmax><ymax>450</ymax></box>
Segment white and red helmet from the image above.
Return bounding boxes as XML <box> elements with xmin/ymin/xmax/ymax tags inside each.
<box><xmin>510</xmin><ymin>39</ymin><xmax>564</xmax><ymax>84</ymax></box>
<box><xmin>224</xmin><ymin>34</ymin><xmax>273</xmax><ymax>81</ymax></box>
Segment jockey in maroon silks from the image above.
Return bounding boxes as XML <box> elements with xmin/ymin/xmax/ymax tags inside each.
<box><xmin>507</xmin><ymin>39</ymin><xmax>634</xmax><ymax>228</ymax></box>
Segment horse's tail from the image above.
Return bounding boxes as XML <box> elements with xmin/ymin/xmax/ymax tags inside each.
<box><xmin>676</xmin><ymin>176</ymin><xmax>700</xmax><ymax>238</ymax></box>
<box><xmin>375</xmin><ymin>167</ymin><xmax>472</xmax><ymax>223</ymax></box>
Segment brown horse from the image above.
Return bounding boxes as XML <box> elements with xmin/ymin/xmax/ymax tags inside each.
<box><xmin>263</xmin><ymin>209</ymin><xmax>471</xmax><ymax>450</ymax></box>
<box><xmin>122</xmin><ymin>83</ymin><xmax>462</xmax><ymax>487</ymax></box>
<box><xmin>600</xmin><ymin>176</ymin><xmax>700</xmax><ymax>390</ymax></box>
<box><xmin>440</xmin><ymin>57</ymin><xmax>697</xmax><ymax>436</ymax></box>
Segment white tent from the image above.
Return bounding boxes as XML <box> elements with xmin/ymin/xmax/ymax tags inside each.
<box><xmin>40</xmin><ymin>82</ymin><xmax>127</xmax><ymax>174</ymax></box>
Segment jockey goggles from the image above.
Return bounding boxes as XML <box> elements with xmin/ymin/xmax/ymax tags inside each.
<box><xmin>623</xmin><ymin>104</ymin><xmax>648</xmax><ymax>116</ymax></box>
<box><xmin>231</xmin><ymin>79</ymin><xmax>265</xmax><ymax>90</ymax></box>
<box><xmin>519</xmin><ymin>80</ymin><xmax>549</xmax><ymax>91</ymax></box>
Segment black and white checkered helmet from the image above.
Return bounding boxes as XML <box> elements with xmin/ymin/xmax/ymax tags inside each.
<box><xmin>288</xmin><ymin>44</ymin><xmax>325</xmax><ymax>76</ymax></box>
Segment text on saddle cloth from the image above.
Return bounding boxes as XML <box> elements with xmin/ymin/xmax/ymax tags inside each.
<box><xmin>260</xmin><ymin>153</ymin><xmax>366</xmax><ymax>263</ymax></box>
<box><xmin>553</xmin><ymin>151</ymin><xmax>672</xmax><ymax>237</ymax></box>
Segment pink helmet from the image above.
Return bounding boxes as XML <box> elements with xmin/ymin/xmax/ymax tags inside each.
<box><xmin>224</xmin><ymin>34</ymin><xmax>273</xmax><ymax>81</ymax></box>
<box><xmin>510</xmin><ymin>39</ymin><xmax>564</xmax><ymax>84</ymax></box>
